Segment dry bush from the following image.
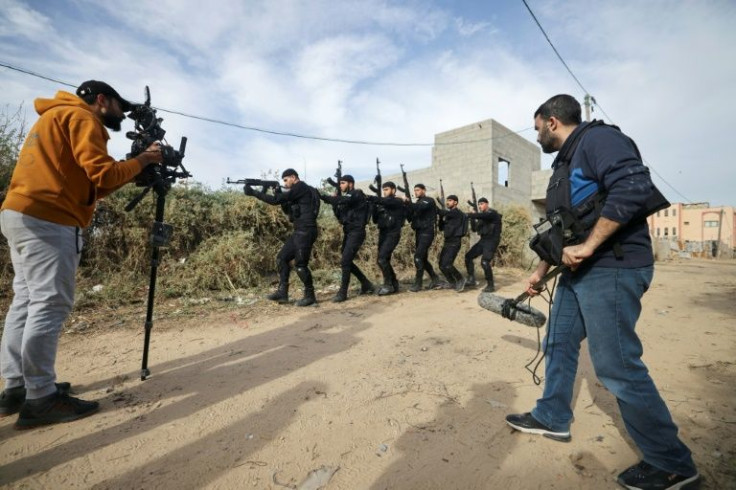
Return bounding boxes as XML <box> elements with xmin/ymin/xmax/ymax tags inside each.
<box><xmin>1</xmin><ymin>185</ymin><xmax>531</xmax><ymax>312</ymax></box>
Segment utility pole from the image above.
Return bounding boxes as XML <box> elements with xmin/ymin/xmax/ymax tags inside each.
<box><xmin>584</xmin><ymin>94</ymin><xmax>591</xmax><ymax>122</ymax></box>
<box><xmin>715</xmin><ymin>207</ymin><xmax>724</xmax><ymax>259</ymax></box>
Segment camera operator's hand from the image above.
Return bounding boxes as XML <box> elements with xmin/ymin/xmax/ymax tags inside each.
<box><xmin>136</xmin><ymin>142</ymin><xmax>164</xmax><ymax>168</ymax></box>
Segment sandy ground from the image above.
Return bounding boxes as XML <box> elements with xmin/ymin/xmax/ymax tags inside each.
<box><xmin>0</xmin><ymin>258</ymin><xmax>734</xmax><ymax>489</ymax></box>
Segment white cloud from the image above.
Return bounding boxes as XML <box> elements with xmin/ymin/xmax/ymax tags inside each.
<box><xmin>1</xmin><ymin>0</ymin><xmax>733</xmax><ymax>205</ymax></box>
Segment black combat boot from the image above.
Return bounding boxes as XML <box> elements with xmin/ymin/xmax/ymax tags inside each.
<box><xmin>454</xmin><ymin>271</ymin><xmax>467</xmax><ymax>292</ymax></box>
<box><xmin>465</xmin><ymin>274</ymin><xmax>477</xmax><ymax>288</ymax></box>
<box><xmin>481</xmin><ymin>261</ymin><xmax>495</xmax><ymax>292</ymax></box>
<box><xmin>426</xmin><ymin>274</ymin><xmax>441</xmax><ymax>290</ymax></box>
<box><xmin>408</xmin><ymin>272</ymin><xmax>423</xmax><ymax>293</ymax></box>
<box><xmin>359</xmin><ymin>280</ymin><xmax>375</xmax><ymax>295</ymax></box>
<box><xmin>333</xmin><ymin>267</ymin><xmax>351</xmax><ymax>302</ymax></box>
<box><xmin>266</xmin><ymin>284</ymin><xmax>289</xmax><ymax>303</ymax></box>
<box><xmin>296</xmin><ymin>288</ymin><xmax>317</xmax><ymax>307</ymax></box>
<box><xmin>295</xmin><ymin>266</ymin><xmax>317</xmax><ymax>306</ymax></box>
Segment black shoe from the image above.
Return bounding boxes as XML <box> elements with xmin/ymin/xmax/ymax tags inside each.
<box><xmin>482</xmin><ymin>283</ymin><xmax>495</xmax><ymax>293</ymax></box>
<box><xmin>377</xmin><ymin>285</ymin><xmax>395</xmax><ymax>296</ymax></box>
<box><xmin>1</xmin><ymin>382</ymin><xmax>72</xmax><ymax>417</ymax></box>
<box><xmin>296</xmin><ymin>293</ymin><xmax>317</xmax><ymax>307</ymax></box>
<box><xmin>15</xmin><ymin>392</ymin><xmax>99</xmax><ymax>430</ymax></box>
<box><xmin>505</xmin><ymin>412</ymin><xmax>571</xmax><ymax>442</ymax></box>
<box><xmin>426</xmin><ymin>278</ymin><xmax>441</xmax><ymax>290</ymax></box>
<box><xmin>332</xmin><ymin>290</ymin><xmax>348</xmax><ymax>303</ymax></box>
<box><xmin>455</xmin><ymin>277</ymin><xmax>467</xmax><ymax>292</ymax></box>
<box><xmin>465</xmin><ymin>277</ymin><xmax>477</xmax><ymax>288</ymax></box>
<box><xmin>266</xmin><ymin>290</ymin><xmax>289</xmax><ymax>303</ymax></box>
<box><xmin>617</xmin><ymin>461</ymin><xmax>701</xmax><ymax>490</ymax></box>
<box><xmin>408</xmin><ymin>281</ymin><xmax>422</xmax><ymax>293</ymax></box>
<box><xmin>359</xmin><ymin>282</ymin><xmax>375</xmax><ymax>295</ymax></box>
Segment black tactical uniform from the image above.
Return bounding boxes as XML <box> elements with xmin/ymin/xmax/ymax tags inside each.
<box><xmin>321</xmin><ymin>188</ymin><xmax>374</xmax><ymax>302</ymax></box>
<box><xmin>407</xmin><ymin>196</ymin><xmax>440</xmax><ymax>291</ymax></box>
<box><xmin>438</xmin><ymin>206</ymin><xmax>468</xmax><ymax>291</ymax></box>
<box><xmin>370</xmin><ymin>195</ymin><xmax>407</xmax><ymax>295</ymax></box>
<box><xmin>465</xmin><ymin>207</ymin><xmax>502</xmax><ymax>292</ymax></box>
<box><xmin>249</xmin><ymin>180</ymin><xmax>320</xmax><ymax>306</ymax></box>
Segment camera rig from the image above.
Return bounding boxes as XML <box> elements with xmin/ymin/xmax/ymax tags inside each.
<box><xmin>124</xmin><ymin>86</ymin><xmax>192</xmax><ymax>381</ymax></box>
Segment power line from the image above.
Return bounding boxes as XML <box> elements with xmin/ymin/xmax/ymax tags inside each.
<box><xmin>520</xmin><ymin>1</ymin><xmax>692</xmax><ymax>203</ymax></box>
<box><xmin>0</xmin><ymin>61</ymin><xmax>531</xmax><ymax>147</ymax></box>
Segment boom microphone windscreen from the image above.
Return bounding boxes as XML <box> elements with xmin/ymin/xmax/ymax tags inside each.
<box><xmin>478</xmin><ymin>292</ymin><xmax>547</xmax><ymax>328</ymax></box>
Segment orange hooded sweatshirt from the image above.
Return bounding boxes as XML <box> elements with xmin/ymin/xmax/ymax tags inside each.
<box><xmin>1</xmin><ymin>91</ymin><xmax>144</xmax><ymax>227</ymax></box>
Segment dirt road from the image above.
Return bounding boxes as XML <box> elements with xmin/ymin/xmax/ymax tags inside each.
<box><xmin>1</xmin><ymin>259</ymin><xmax>734</xmax><ymax>489</ymax></box>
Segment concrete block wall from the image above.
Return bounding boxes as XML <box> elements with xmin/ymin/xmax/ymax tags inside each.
<box><xmin>357</xmin><ymin>118</ymin><xmax>544</xmax><ymax>216</ymax></box>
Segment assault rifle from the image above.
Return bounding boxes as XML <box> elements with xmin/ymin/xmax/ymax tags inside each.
<box><xmin>397</xmin><ymin>164</ymin><xmax>412</xmax><ymax>203</ymax></box>
<box><xmin>226</xmin><ymin>178</ymin><xmax>281</xmax><ymax>193</ymax></box>
<box><xmin>326</xmin><ymin>160</ymin><xmax>343</xmax><ymax>196</ymax></box>
<box><xmin>436</xmin><ymin>178</ymin><xmax>447</xmax><ymax>209</ymax></box>
<box><xmin>368</xmin><ymin>158</ymin><xmax>382</xmax><ymax>196</ymax></box>
<box><xmin>468</xmin><ymin>182</ymin><xmax>478</xmax><ymax>212</ymax></box>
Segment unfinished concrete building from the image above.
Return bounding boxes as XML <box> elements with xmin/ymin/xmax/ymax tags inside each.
<box><xmin>359</xmin><ymin>118</ymin><xmax>549</xmax><ymax>222</ymax></box>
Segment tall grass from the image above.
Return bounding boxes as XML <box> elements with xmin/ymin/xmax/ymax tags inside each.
<box><xmin>0</xmin><ymin>184</ymin><xmax>531</xmax><ymax>310</ymax></box>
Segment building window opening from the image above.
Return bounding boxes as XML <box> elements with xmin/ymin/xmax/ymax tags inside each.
<box><xmin>664</xmin><ymin>228</ymin><xmax>669</xmax><ymax>236</ymax></box>
<box><xmin>704</xmin><ymin>220</ymin><xmax>719</xmax><ymax>228</ymax></box>
<box><xmin>656</xmin><ymin>227</ymin><xmax>660</xmax><ymax>236</ymax></box>
<box><xmin>673</xmin><ymin>227</ymin><xmax>677</xmax><ymax>236</ymax></box>
<box><xmin>664</xmin><ymin>209</ymin><xmax>668</xmax><ymax>217</ymax></box>
<box><xmin>673</xmin><ymin>209</ymin><xmax>677</xmax><ymax>217</ymax></box>
<box><xmin>498</xmin><ymin>158</ymin><xmax>510</xmax><ymax>187</ymax></box>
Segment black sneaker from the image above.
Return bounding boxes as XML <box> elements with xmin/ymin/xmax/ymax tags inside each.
<box><xmin>617</xmin><ymin>461</ymin><xmax>701</xmax><ymax>490</ymax></box>
<box><xmin>377</xmin><ymin>285</ymin><xmax>395</xmax><ymax>296</ymax></box>
<box><xmin>455</xmin><ymin>277</ymin><xmax>467</xmax><ymax>292</ymax></box>
<box><xmin>15</xmin><ymin>392</ymin><xmax>99</xmax><ymax>430</ymax></box>
<box><xmin>505</xmin><ymin>412</ymin><xmax>571</xmax><ymax>442</ymax></box>
<box><xmin>0</xmin><ymin>382</ymin><xmax>72</xmax><ymax>417</ymax></box>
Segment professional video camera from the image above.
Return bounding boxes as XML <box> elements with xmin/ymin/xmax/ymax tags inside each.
<box><xmin>123</xmin><ymin>86</ymin><xmax>192</xmax><ymax>381</ymax></box>
<box><xmin>126</xmin><ymin>86</ymin><xmax>191</xmax><ymax>190</ymax></box>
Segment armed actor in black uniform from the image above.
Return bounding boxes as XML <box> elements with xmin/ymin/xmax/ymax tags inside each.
<box><xmin>369</xmin><ymin>181</ymin><xmax>407</xmax><ymax>296</ymax></box>
<box><xmin>320</xmin><ymin>175</ymin><xmax>375</xmax><ymax>302</ymax></box>
<box><xmin>406</xmin><ymin>183</ymin><xmax>440</xmax><ymax>292</ymax></box>
<box><xmin>245</xmin><ymin>168</ymin><xmax>320</xmax><ymax>306</ymax></box>
<box><xmin>437</xmin><ymin>194</ymin><xmax>468</xmax><ymax>292</ymax></box>
<box><xmin>464</xmin><ymin>197</ymin><xmax>502</xmax><ymax>292</ymax></box>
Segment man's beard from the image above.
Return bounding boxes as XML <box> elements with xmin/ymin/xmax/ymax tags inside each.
<box><xmin>538</xmin><ymin>127</ymin><xmax>558</xmax><ymax>154</ymax></box>
<box><xmin>102</xmin><ymin>113</ymin><xmax>125</xmax><ymax>132</ymax></box>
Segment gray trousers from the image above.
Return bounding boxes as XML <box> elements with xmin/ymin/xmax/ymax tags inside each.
<box><xmin>1</xmin><ymin>210</ymin><xmax>81</xmax><ymax>400</ymax></box>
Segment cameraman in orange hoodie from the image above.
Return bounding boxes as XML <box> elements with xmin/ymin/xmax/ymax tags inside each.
<box><xmin>0</xmin><ymin>80</ymin><xmax>162</xmax><ymax>429</ymax></box>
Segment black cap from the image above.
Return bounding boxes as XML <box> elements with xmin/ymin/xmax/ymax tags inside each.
<box><xmin>281</xmin><ymin>168</ymin><xmax>299</xmax><ymax>178</ymax></box>
<box><xmin>76</xmin><ymin>80</ymin><xmax>132</xmax><ymax>112</ymax></box>
<box><xmin>447</xmin><ymin>194</ymin><xmax>458</xmax><ymax>202</ymax></box>
<box><xmin>478</xmin><ymin>197</ymin><xmax>489</xmax><ymax>204</ymax></box>
<box><xmin>340</xmin><ymin>174</ymin><xmax>354</xmax><ymax>184</ymax></box>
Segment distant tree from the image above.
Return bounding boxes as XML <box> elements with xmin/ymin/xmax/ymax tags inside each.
<box><xmin>0</xmin><ymin>104</ymin><xmax>27</xmax><ymax>204</ymax></box>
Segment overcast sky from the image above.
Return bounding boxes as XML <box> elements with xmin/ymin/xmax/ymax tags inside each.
<box><xmin>1</xmin><ymin>0</ymin><xmax>733</xmax><ymax>206</ymax></box>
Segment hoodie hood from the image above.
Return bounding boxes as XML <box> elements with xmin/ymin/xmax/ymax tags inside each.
<box><xmin>35</xmin><ymin>90</ymin><xmax>95</xmax><ymax>117</ymax></box>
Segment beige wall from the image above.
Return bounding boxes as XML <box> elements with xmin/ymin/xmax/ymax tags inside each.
<box><xmin>357</xmin><ymin>118</ymin><xmax>543</xmax><ymax>217</ymax></box>
<box><xmin>647</xmin><ymin>203</ymin><xmax>735</xmax><ymax>258</ymax></box>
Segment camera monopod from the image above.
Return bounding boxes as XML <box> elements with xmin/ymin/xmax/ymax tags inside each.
<box><xmin>125</xmin><ymin>142</ymin><xmax>191</xmax><ymax>381</ymax></box>
<box><xmin>477</xmin><ymin>266</ymin><xmax>565</xmax><ymax>328</ymax></box>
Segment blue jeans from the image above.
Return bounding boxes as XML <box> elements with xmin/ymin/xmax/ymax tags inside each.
<box><xmin>531</xmin><ymin>266</ymin><xmax>697</xmax><ymax>476</ymax></box>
